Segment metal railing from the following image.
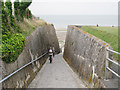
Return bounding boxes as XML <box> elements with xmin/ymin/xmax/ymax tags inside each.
<box><xmin>0</xmin><ymin>52</ymin><xmax>47</xmax><ymax>83</ymax></box>
<box><xmin>105</xmin><ymin>47</ymin><xmax>120</xmax><ymax>79</ymax></box>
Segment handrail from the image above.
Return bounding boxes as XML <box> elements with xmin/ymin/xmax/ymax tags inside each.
<box><xmin>105</xmin><ymin>47</ymin><xmax>120</xmax><ymax>79</ymax></box>
<box><xmin>106</xmin><ymin>67</ymin><xmax>120</xmax><ymax>78</ymax></box>
<box><xmin>107</xmin><ymin>58</ymin><xmax>120</xmax><ymax>67</ymax></box>
<box><xmin>0</xmin><ymin>52</ymin><xmax>47</xmax><ymax>83</ymax></box>
<box><xmin>106</xmin><ymin>48</ymin><xmax>120</xmax><ymax>55</ymax></box>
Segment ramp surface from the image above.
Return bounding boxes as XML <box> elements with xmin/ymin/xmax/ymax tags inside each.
<box><xmin>28</xmin><ymin>54</ymin><xmax>86</xmax><ymax>88</ymax></box>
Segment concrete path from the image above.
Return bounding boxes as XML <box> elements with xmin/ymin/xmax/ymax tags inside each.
<box><xmin>28</xmin><ymin>53</ymin><xmax>86</xmax><ymax>88</ymax></box>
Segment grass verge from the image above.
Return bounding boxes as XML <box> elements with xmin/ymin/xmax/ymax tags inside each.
<box><xmin>81</xmin><ymin>26</ymin><xmax>119</xmax><ymax>62</ymax></box>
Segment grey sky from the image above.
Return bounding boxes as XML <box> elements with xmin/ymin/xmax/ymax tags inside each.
<box><xmin>28</xmin><ymin>0</ymin><xmax>119</xmax><ymax>15</ymax></box>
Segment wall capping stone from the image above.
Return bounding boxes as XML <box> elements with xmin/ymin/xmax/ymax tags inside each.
<box><xmin>69</xmin><ymin>25</ymin><xmax>111</xmax><ymax>48</ymax></box>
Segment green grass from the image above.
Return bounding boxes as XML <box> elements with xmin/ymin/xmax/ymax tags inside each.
<box><xmin>81</xmin><ymin>26</ymin><xmax>119</xmax><ymax>62</ymax></box>
<box><xmin>92</xmin><ymin>26</ymin><xmax>118</xmax><ymax>36</ymax></box>
<box><xmin>18</xmin><ymin>18</ymin><xmax>46</xmax><ymax>37</ymax></box>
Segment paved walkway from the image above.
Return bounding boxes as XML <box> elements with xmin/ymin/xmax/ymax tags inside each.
<box><xmin>28</xmin><ymin>53</ymin><xmax>86</xmax><ymax>88</ymax></box>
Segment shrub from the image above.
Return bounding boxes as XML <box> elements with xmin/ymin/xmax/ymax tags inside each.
<box><xmin>1</xmin><ymin>0</ymin><xmax>33</xmax><ymax>63</ymax></box>
<box><xmin>2</xmin><ymin>34</ymin><xmax>25</xmax><ymax>63</ymax></box>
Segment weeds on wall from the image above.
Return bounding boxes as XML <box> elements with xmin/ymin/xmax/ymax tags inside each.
<box><xmin>1</xmin><ymin>0</ymin><xmax>32</xmax><ymax>63</ymax></box>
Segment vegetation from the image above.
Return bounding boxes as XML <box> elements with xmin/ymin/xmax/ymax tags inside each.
<box><xmin>14</xmin><ymin>0</ymin><xmax>20</xmax><ymax>21</ymax></box>
<box><xmin>18</xmin><ymin>18</ymin><xmax>46</xmax><ymax>37</ymax></box>
<box><xmin>0</xmin><ymin>1</ymin><xmax>2</xmax><ymax>58</ymax></box>
<box><xmin>81</xmin><ymin>26</ymin><xmax>119</xmax><ymax>61</ymax></box>
<box><xmin>1</xmin><ymin>0</ymin><xmax>45</xmax><ymax>63</ymax></box>
<box><xmin>2</xmin><ymin>34</ymin><xmax>25</xmax><ymax>63</ymax></box>
<box><xmin>14</xmin><ymin>0</ymin><xmax>32</xmax><ymax>21</ymax></box>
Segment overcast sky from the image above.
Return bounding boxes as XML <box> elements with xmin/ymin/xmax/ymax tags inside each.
<box><xmin>28</xmin><ymin>0</ymin><xmax>119</xmax><ymax>15</ymax></box>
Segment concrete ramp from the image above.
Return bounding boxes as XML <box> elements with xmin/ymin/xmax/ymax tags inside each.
<box><xmin>28</xmin><ymin>54</ymin><xmax>86</xmax><ymax>88</ymax></box>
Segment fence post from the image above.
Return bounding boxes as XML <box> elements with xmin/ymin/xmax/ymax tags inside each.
<box><xmin>105</xmin><ymin>47</ymin><xmax>109</xmax><ymax>80</ymax></box>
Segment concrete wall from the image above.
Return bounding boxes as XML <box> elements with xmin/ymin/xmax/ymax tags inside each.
<box><xmin>63</xmin><ymin>25</ymin><xmax>113</xmax><ymax>88</ymax></box>
<box><xmin>1</xmin><ymin>24</ymin><xmax>60</xmax><ymax>88</ymax></box>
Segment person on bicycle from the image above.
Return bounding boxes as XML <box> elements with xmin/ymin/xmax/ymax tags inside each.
<box><xmin>48</xmin><ymin>47</ymin><xmax>53</xmax><ymax>63</ymax></box>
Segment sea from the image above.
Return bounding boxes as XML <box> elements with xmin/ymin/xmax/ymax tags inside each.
<box><xmin>38</xmin><ymin>15</ymin><xmax>118</xmax><ymax>30</ymax></box>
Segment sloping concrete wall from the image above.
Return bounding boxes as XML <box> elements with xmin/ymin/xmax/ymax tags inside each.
<box><xmin>2</xmin><ymin>24</ymin><xmax>60</xmax><ymax>88</ymax></box>
<box><xmin>63</xmin><ymin>25</ymin><xmax>113</xmax><ymax>88</ymax></box>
